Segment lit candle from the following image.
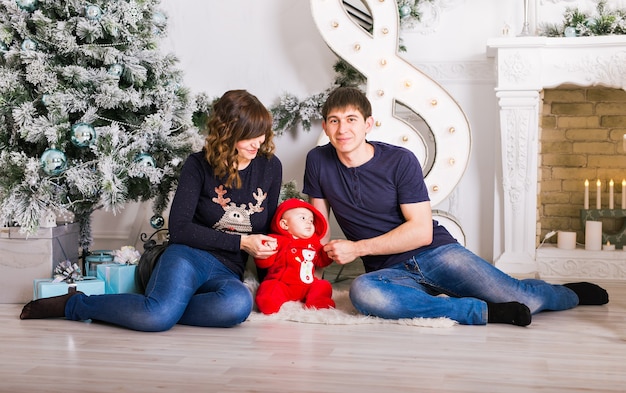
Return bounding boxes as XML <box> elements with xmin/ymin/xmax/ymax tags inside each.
<box><xmin>623</xmin><ymin>134</ymin><xmax>626</xmax><ymax>152</ymax></box>
<box><xmin>603</xmin><ymin>241</ymin><xmax>615</xmax><ymax>251</ymax></box>
<box><xmin>609</xmin><ymin>179</ymin><xmax>614</xmax><ymax>209</ymax></box>
<box><xmin>622</xmin><ymin>179</ymin><xmax>625</xmax><ymax>209</ymax></box>
<box><xmin>584</xmin><ymin>179</ymin><xmax>589</xmax><ymax>209</ymax></box>
<box><xmin>596</xmin><ymin>179</ymin><xmax>601</xmax><ymax>209</ymax></box>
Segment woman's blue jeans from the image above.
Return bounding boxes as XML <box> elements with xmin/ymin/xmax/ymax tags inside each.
<box><xmin>65</xmin><ymin>244</ymin><xmax>253</xmax><ymax>331</ymax></box>
<box><xmin>349</xmin><ymin>243</ymin><xmax>579</xmax><ymax>325</ymax></box>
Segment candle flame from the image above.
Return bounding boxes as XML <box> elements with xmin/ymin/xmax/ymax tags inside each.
<box><xmin>585</xmin><ymin>179</ymin><xmax>589</xmax><ymax>186</ymax></box>
<box><xmin>597</xmin><ymin>179</ymin><xmax>601</xmax><ymax>186</ymax></box>
<box><xmin>610</xmin><ymin>179</ymin><xmax>614</xmax><ymax>186</ymax></box>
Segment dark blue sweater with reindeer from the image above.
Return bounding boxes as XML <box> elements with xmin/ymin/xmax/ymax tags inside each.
<box><xmin>168</xmin><ymin>150</ymin><xmax>282</xmax><ymax>278</ymax></box>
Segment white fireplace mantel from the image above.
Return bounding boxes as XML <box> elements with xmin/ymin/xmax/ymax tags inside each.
<box><xmin>486</xmin><ymin>36</ymin><xmax>626</xmax><ymax>277</ymax></box>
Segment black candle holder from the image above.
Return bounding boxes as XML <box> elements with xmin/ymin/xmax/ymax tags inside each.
<box><xmin>580</xmin><ymin>209</ymin><xmax>626</xmax><ymax>248</ymax></box>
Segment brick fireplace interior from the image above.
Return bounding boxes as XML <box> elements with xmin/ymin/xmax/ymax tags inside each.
<box><xmin>539</xmin><ymin>87</ymin><xmax>626</xmax><ymax>246</ymax></box>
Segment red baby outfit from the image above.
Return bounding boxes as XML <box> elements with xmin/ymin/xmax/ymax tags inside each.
<box><xmin>254</xmin><ymin>198</ymin><xmax>335</xmax><ymax>314</ymax></box>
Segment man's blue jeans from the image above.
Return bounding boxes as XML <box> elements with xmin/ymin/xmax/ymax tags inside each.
<box><xmin>65</xmin><ymin>244</ymin><xmax>253</xmax><ymax>331</ymax></box>
<box><xmin>349</xmin><ymin>243</ymin><xmax>579</xmax><ymax>325</ymax></box>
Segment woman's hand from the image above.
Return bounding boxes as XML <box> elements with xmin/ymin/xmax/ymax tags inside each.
<box><xmin>240</xmin><ymin>234</ymin><xmax>278</xmax><ymax>259</ymax></box>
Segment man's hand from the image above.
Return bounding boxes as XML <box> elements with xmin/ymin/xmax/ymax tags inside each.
<box><xmin>323</xmin><ymin>239</ymin><xmax>359</xmax><ymax>265</ymax></box>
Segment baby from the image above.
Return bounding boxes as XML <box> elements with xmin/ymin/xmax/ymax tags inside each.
<box><xmin>254</xmin><ymin>198</ymin><xmax>335</xmax><ymax>314</ymax></box>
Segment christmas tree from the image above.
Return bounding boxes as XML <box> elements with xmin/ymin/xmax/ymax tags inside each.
<box><xmin>0</xmin><ymin>0</ymin><xmax>204</xmax><ymax>249</ymax></box>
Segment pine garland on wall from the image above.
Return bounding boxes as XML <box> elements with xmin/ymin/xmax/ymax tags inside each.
<box><xmin>538</xmin><ymin>0</ymin><xmax>626</xmax><ymax>37</ymax></box>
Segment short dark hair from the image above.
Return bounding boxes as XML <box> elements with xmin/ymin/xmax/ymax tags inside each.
<box><xmin>321</xmin><ymin>86</ymin><xmax>372</xmax><ymax>120</ymax></box>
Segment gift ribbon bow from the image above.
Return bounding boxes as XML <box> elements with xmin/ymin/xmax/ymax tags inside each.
<box><xmin>52</xmin><ymin>260</ymin><xmax>83</xmax><ymax>283</ymax></box>
<box><xmin>113</xmin><ymin>246</ymin><xmax>141</xmax><ymax>265</ymax></box>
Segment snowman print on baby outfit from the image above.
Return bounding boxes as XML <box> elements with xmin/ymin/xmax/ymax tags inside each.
<box><xmin>296</xmin><ymin>247</ymin><xmax>315</xmax><ymax>284</ymax></box>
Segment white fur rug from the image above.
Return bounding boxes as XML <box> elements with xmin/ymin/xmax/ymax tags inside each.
<box><xmin>244</xmin><ymin>275</ymin><xmax>456</xmax><ymax>328</ymax></box>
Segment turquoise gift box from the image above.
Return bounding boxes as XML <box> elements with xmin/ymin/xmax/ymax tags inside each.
<box><xmin>96</xmin><ymin>264</ymin><xmax>140</xmax><ymax>294</ymax></box>
<box><xmin>33</xmin><ymin>277</ymin><xmax>105</xmax><ymax>300</ymax></box>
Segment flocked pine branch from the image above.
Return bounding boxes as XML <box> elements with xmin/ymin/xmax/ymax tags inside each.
<box><xmin>0</xmin><ymin>0</ymin><xmax>204</xmax><ymax>249</ymax></box>
<box><xmin>537</xmin><ymin>0</ymin><xmax>626</xmax><ymax>37</ymax></box>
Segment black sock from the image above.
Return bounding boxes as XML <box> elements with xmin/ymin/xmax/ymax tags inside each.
<box><xmin>564</xmin><ymin>282</ymin><xmax>609</xmax><ymax>305</ymax></box>
<box><xmin>487</xmin><ymin>302</ymin><xmax>531</xmax><ymax>326</ymax></box>
<box><xmin>19</xmin><ymin>288</ymin><xmax>82</xmax><ymax>320</ymax></box>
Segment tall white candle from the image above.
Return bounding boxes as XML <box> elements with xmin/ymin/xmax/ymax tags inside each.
<box><xmin>585</xmin><ymin>220</ymin><xmax>603</xmax><ymax>251</ymax></box>
<box><xmin>584</xmin><ymin>179</ymin><xmax>589</xmax><ymax>209</ymax></box>
<box><xmin>596</xmin><ymin>179</ymin><xmax>601</xmax><ymax>209</ymax></box>
<box><xmin>622</xmin><ymin>179</ymin><xmax>625</xmax><ymax>209</ymax></box>
<box><xmin>609</xmin><ymin>179</ymin><xmax>614</xmax><ymax>209</ymax></box>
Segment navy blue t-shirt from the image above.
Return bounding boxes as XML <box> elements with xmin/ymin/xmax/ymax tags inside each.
<box><xmin>303</xmin><ymin>141</ymin><xmax>457</xmax><ymax>272</ymax></box>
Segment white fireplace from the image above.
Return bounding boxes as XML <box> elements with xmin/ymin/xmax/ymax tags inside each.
<box><xmin>487</xmin><ymin>35</ymin><xmax>626</xmax><ymax>280</ymax></box>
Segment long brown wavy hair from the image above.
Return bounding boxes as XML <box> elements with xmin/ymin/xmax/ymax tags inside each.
<box><xmin>204</xmin><ymin>90</ymin><xmax>275</xmax><ymax>188</ymax></box>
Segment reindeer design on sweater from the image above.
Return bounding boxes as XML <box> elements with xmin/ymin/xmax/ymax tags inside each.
<box><xmin>212</xmin><ymin>185</ymin><xmax>267</xmax><ymax>234</ymax></box>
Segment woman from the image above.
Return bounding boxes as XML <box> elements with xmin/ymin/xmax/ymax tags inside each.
<box><xmin>20</xmin><ymin>90</ymin><xmax>282</xmax><ymax>331</ymax></box>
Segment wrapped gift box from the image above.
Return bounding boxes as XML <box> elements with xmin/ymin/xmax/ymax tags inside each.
<box><xmin>33</xmin><ymin>277</ymin><xmax>105</xmax><ymax>300</ymax></box>
<box><xmin>96</xmin><ymin>264</ymin><xmax>139</xmax><ymax>294</ymax></box>
<box><xmin>1</xmin><ymin>223</ymin><xmax>80</xmax><ymax>303</ymax></box>
<box><xmin>84</xmin><ymin>250</ymin><xmax>114</xmax><ymax>277</ymax></box>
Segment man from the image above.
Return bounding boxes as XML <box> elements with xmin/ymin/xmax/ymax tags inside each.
<box><xmin>303</xmin><ymin>86</ymin><xmax>608</xmax><ymax>326</ymax></box>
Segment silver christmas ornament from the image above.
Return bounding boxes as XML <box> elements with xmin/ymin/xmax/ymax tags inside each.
<box><xmin>85</xmin><ymin>5</ymin><xmax>102</xmax><ymax>20</ymax></box>
<box><xmin>107</xmin><ymin>63</ymin><xmax>124</xmax><ymax>77</ymax></box>
<box><xmin>21</xmin><ymin>38</ymin><xmax>37</xmax><ymax>51</ymax></box>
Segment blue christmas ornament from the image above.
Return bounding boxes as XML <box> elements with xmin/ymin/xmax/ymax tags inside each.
<box><xmin>107</xmin><ymin>63</ymin><xmax>124</xmax><ymax>77</ymax></box>
<box><xmin>150</xmin><ymin>214</ymin><xmax>165</xmax><ymax>229</ymax></box>
<box><xmin>0</xmin><ymin>42</ymin><xmax>7</xmax><ymax>52</ymax></box>
<box><xmin>399</xmin><ymin>5</ymin><xmax>412</xmax><ymax>18</ymax></box>
<box><xmin>41</xmin><ymin>94</ymin><xmax>50</xmax><ymax>106</ymax></box>
<box><xmin>85</xmin><ymin>4</ymin><xmax>102</xmax><ymax>20</ymax></box>
<box><xmin>564</xmin><ymin>26</ymin><xmax>577</xmax><ymax>37</ymax></box>
<box><xmin>16</xmin><ymin>0</ymin><xmax>37</xmax><ymax>12</ymax></box>
<box><xmin>166</xmin><ymin>80</ymin><xmax>181</xmax><ymax>91</ymax></box>
<box><xmin>152</xmin><ymin>11</ymin><xmax>167</xmax><ymax>27</ymax></box>
<box><xmin>70</xmin><ymin>122</ymin><xmax>97</xmax><ymax>147</ymax></box>
<box><xmin>134</xmin><ymin>153</ymin><xmax>156</xmax><ymax>167</ymax></box>
<box><xmin>21</xmin><ymin>38</ymin><xmax>37</xmax><ymax>51</ymax></box>
<box><xmin>41</xmin><ymin>148</ymin><xmax>67</xmax><ymax>175</ymax></box>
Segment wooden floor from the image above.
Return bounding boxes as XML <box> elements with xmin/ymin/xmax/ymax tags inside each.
<box><xmin>1</xmin><ymin>270</ymin><xmax>625</xmax><ymax>392</ymax></box>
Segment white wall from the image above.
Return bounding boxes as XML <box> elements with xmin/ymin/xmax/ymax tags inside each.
<box><xmin>91</xmin><ymin>0</ymin><xmax>604</xmax><ymax>261</ymax></box>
